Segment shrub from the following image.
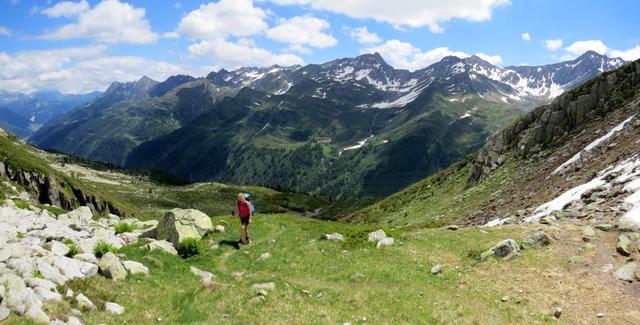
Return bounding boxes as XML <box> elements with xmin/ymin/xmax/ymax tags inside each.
<box><xmin>66</xmin><ymin>243</ymin><xmax>80</xmax><ymax>257</ymax></box>
<box><xmin>94</xmin><ymin>241</ymin><xmax>118</xmax><ymax>258</ymax></box>
<box><xmin>176</xmin><ymin>238</ymin><xmax>204</xmax><ymax>258</ymax></box>
<box><xmin>114</xmin><ymin>222</ymin><xmax>138</xmax><ymax>234</ymax></box>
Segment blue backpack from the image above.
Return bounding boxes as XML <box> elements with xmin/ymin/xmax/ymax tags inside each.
<box><xmin>244</xmin><ymin>193</ymin><xmax>256</xmax><ymax>213</ymax></box>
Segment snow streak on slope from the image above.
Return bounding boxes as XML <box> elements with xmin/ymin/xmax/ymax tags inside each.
<box><xmin>551</xmin><ymin>115</ymin><xmax>636</xmax><ymax>176</ymax></box>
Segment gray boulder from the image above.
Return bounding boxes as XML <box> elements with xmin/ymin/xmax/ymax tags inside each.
<box><xmin>35</xmin><ymin>259</ymin><xmax>66</xmax><ymax>285</ymax></box>
<box><xmin>105</xmin><ymin>302</ymin><xmax>125</xmax><ymax>315</ymax></box>
<box><xmin>76</xmin><ymin>293</ymin><xmax>96</xmax><ymax>311</ymax></box>
<box><xmin>615</xmin><ymin>262</ymin><xmax>637</xmax><ymax>282</ymax></box>
<box><xmin>190</xmin><ymin>266</ymin><xmax>214</xmax><ymax>286</ymax></box>
<box><xmin>1</xmin><ymin>273</ymin><xmax>29</xmax><ymax>315</ymax></box>
<box><xmin>376</xmin><ymin>237</ymin><xmax>395</xmax><ymax>248</ymax></box>
<box><xmin>431</xmin><ymin>264</ymin><xmax>442</xmax><ymax>274</ymax></box>
<box><xmin>52</xmin><ymin>256</ymin><xmax>98</xmax><ymax>279</ymax></box>
<box><xmin>146</xmin><ymin>240</ymin><xmax>178</xmax><ymax>255</ymax></box>
<box><xmin>251</xmin><ymin>282</ymin><xmax>276</xmax><ymax>292</ymax></box>
<box><xmin>368</xmin><ymin>230</ymin><xmax>386</xmax><ymax>242</ymax></box>
<box><xmin>98</xmin><ymin>253</ymin><xmax>127</xmax><ymax>281</ymax></box>
<box><xmin>617</xmin><ymin>236</ymin><xmax>632</xmax><ymax>256</ymax></box>
<box><xmin>481</xmin><ymin>239</ymin><xmax>520</xmax><ymax>261</ymax></box>
<box><xmin>24</xmin><ymin>291</ymin><xmax>49</xmax><ymax>324</ymax></box>
<box><xmin>0</xmin><ymin>302</ymin><xmax>9</xmax><ymax>322</ymax></box>
<box><xmin>521</xmin><ymin>231</ymin><xmax>551</xmax><ymax>249</ymax></box>
<box><xmin>122</xmin><ymin>261</ymin><xmax>149</xmax><ymax>275</ymax></box>
<box><xmin>49</xmin><ymin>241</ymin><xmax>70</xmax><ymax>256</ymax></box>
<box><xmin>155</xmin><ymin>209</ymin><xmax>212</xmax><ymax>246</ymax></box>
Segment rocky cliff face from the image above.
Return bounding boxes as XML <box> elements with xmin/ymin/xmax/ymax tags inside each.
<box><xmin>467</xmin><ymin>60</ymin><xmax>640</xmax><ymax>185</ymax></box>
<box><xmin>0</xmin><ymin>160</ymin><xmax>128</xmax><ymax>217</ymax></box>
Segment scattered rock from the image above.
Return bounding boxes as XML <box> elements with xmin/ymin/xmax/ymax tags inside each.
<box><xmin>481</xmin><ymin>239</ymin><xmax>520</xmax><ymax>261</ymax></box>
<box><xmin>122</xmin><ymin>261</ymin><xmax>149</xmax><ymax>275</ymax></box>
<box><xmin>146</xmin><ymin>240</ymin><xmax>178</xmax><ymax>256</ymax></box>
<box><xmin>73</xmin><ymin>253</ymin><xmax>98</xmax><ymax>265</ymax></box>
<box><xmin>267</xmin><ymin>239</ymin><xmax>276</xmax><ymax>245</ymax></box>
<box><xmin>521</xmin><ymin>230</ymin><xmax>551</xmax><ymax>249</ymax></box>
<box><xmin>554</xmin><ymin>307</ymin><xmax>562</xmax><ymax>319</ymax></box>
<box><xmin>49</xmin><ymin>241</ymin><xmax>70</xmax><ymax>256</ymax></box>
<box><xmin>446</xmin><ymin>225</ymin><xmax>459</xmax><ymax>231</ymax></box>
<box><xmin>65</xmin><ymin>289</ymin><xmax>74</xmax><ymax>298</ymax></box>
<box><xmin>98</xmin><ymin>252</ymin><xmax>127</xmax><ymax>281</ymax></box>
<box><xmin>67</xmin><ymin>316</ymin><xmax>83</xmax><ymax>325</ymax></box>
<box><xmin>350</xmin><ymin>272</ymin><xmax>365</xmax><ymax>281</ymax></box>
<box><xmin>581</xmin><ymin>226</ymin><xmax>596</xmax><ymax>241</ymax></box>
<box><xmin>367</xmin><ymin>230</ymin><xmax>386</xmax><ymax>242</ymax></box>
<box><xmin>249</xmin><ymin>296</ymin><xmax>265</xmax><ymax>305</ymax></box>
<box><xmin>257</xmin><ymin>253</ymin><xmax>271</xmax><ymax>261</ymax></box>
<box><xmin>1</xmin><ymin>273</ymin><xmax>29</xmax><ymax>315</ymax></box>
<box><xmin>376</xmin><ymin>237</ymin><xmax>395</xmax><ymax>248</ymax></box>
<box><xmin>539</xmin><ymin>215</ymin><xmax>556</xmax><ymax>225</ymax></box>
<box><xmin>600</xmin><ymin>264</ymin><xmax>614</xmax><ymax>273</ymax></box>
<box><xmin>614</xmin><ymin>262</ymin><xmax>637</xmax><ymax>282</ymax></box>
<box><xmin>214</xmin><ymin>225</ymin><xmax>225</xmax><ymax>233</ymax></box>
<box><xmin>431</xmin><ymin>264</ymin><xmax>442</xmax><ymax>274</ymax></box>
<box><xmin>501</xmin><ymin>296</ymin><xmax>509</xmax><ymax>302</ymax></box>
<box><xmin>301</xmin><ymin>289</ymin><xmax>311</xmax><ymax>296</ymax></box>
<box><xmin>617</xmin><ymin>236</ymin><xmax>632</xmax><ymax>256</ymax></box>
<box><xmin>594</xmin><ymin>224</ymin><xmax>615</xmax><ymax>232</ymax></box>
<box><xmin>190</xmin><ymin>267</ymin><xmax>214</xmax><ymax>286</ymax></box>
<box><xmin>154</xmin><ymin>208</ymin><xmax>213</xmax><ymax>246</ymax></box>
<box><xmin>596</xmin><ymin>313</ymin><xmax>605</xmax><ymax>318</ymax></box>
<box><xmin>0</xmin><ymin>303</ymin><xmax>9</xmax><ymax>322</ymax></box>
<box><xmin>105</xmin><ymin>302</ymin><xmax>125</xmax><ymax>315</ymax></box>
<box><xmin>320</xmin><ymin>233</ymin><xmax>344</xmax><ymax>241</ymax></box>
<box><xmin>251</xmin><ymin>282</ymin><xmax>275</xmax><ymax>292</ymax></box>
<box><xmin>76</xmin><ymin>293</ymin><xmax>96</xmax><ymax>311</ymax></box>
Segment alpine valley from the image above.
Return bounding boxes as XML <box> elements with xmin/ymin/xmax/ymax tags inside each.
<box><xmin>28</xmin><ymin>51</ymin><xmax>626</xmax><ymax>198</ymax></box>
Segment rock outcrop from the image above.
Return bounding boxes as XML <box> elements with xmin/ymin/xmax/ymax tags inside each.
<box><xmin>154</xmin><ymin>209</ymin><xmax>212</xmax><ymax>246</ymax></box>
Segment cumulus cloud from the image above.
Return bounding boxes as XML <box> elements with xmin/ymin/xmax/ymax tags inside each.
<box><xmin>177</xmin><ymin>0</ymin><xmax>267</xmax><ymax>39</ymax></box>
<box><xmin>543</xmin><ymin>39</ymin><xmax>563</xmax><ymax>51</ymax></box>
<box><xmin>610</xmin><ymin>45</ymin><xmax>640</xmax><ymax>61</ymax></box>
<box><xmin>270</xmin><ymin>0</ymin><xmax>510</xmax><ymax>33</ymax></box>
<box><xmin>41</xmin><ymin>0</ymin><xmax>89</xmax><ymax>18</ymax></box>
<box><xmin>188</xmin><ymin>38</ymin><xmax>304</xmax><ymax>68</ymax></box>
<box><xmin>0</xmin><ymin>45</ymin><xmax>206</xmax><ymax>93</ymax></box>
<box><xmin>475</xmin><ymin>53</ymin><xmax>502</xmax><ymax>65</ymax></box>
<box><xmin>39</xmin><ymin>0</ymin><xmax>157</xmax><ymax>44</ymax></box>
<box><xmin>266</xmin><ymin>15</ymin><xmax>337</xmax><ymax>51</ymax></box>
<box><xmin>0</xmin><ymin>27</ymin><xmax>11</xmax><ymax>37</ymax></box>
<box><xmin>521</xmin><ymin>32</ymin><xmax>530</xmax><ymax>41</ymax></box>
<box><xmin>350</xmin><ymin>26</ymin><xmax>381</xmax><ymax>44</ymax></box>
<box><xmin>565</xmin><ymin>40</ymin><xmax>608</xmax><ymax>56</ymax></box>
<box><xmin>361</xmin><ymin>40</ymin><xmax>469</xmax><ymax>70</ymax></box>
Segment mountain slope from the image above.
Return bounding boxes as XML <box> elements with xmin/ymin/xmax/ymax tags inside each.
<box><xmin>348</xmin><ymin>58</ymin><xmax>640</xmax><ymax>228</ymax></box>
<box><xmin>0</xmin><ymin>106</ymin><xmax>31</xmax><ymax>137</ymax></box>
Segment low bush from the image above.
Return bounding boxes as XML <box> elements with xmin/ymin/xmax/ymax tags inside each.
<box><xmin>94</xmin><ymin>240</ymin><xmax>118</xmax><ymax>258</ymax></box>
<box><xmin>176</xmin><ymin>238</ymin><xmax>204</xmax><ymax>258</ymax></box>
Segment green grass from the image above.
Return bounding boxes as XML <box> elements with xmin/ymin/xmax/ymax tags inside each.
<box><xmin>30</xmin><ymin>214</ymin><xmax>557</xmax><ymax>324</ymax></box>
<box><xmin>114</xmin><ymin>222</ymin><xmax>139</xmax><ymax>234</ymax></box>
<box><xmin>94</xmin><ymin>241</ymin><xmax>119</xmax><ymax>258</ymax></box>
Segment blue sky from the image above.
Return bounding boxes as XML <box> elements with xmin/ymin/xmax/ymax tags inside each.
<box><xmin>0</xmin><ymin>0</ymin><xmax>639</xmax><ymax>93</ymax></box>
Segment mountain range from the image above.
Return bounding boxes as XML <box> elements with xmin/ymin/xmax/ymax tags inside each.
<box><xmin>29</xmin><ymin>51</ymin><xmax>627</xmax><ymax>198</ymax></box>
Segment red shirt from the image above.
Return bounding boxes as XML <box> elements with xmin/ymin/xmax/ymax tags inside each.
<box><xmin>238</xmin><ymin>202</ymin><xmax>250</xmax><ymax>218</ymax></box>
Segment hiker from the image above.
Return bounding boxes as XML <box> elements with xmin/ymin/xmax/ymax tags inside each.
<box><xmin>236</xmin><ymin>193</ymin><xmax>253</xmax><ymax>245</ymax></box>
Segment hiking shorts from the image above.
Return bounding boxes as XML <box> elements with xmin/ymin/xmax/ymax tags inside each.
<box><xmin>240</xmin><ymin>216</ymin><xmax>251</xmax><ymax>226</ymax></box>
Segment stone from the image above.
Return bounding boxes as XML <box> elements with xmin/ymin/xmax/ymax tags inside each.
<box><xmin>214</xmin><ymin>225</ymin><xmax>225</xmax><ymax>233</ymax></box>
<box><xmin>49</xmin><ymin>241</ymin><xmax>70</xmax><ymax>256</ymax></box>
<box><xmin>67</xmin><ymin>207</ymin><xmax>93</xmax><ymax>224</ymax></box>
<box><xmin>521</xmin><ymin>230</ymin><xmax>551</xmax><ymax>249</ymax></box>
<box><xmin>122</xmin><ymin>261</ymin><xmax>149</xmax><ymax>275</ymax></box>
<box><xmin>367</xmin><ymin>230</ymin><xmax>387</xmax><ymax>242</ymax></box>
<box><xmin>501</xmin><ymin>296</ymin><xmax>509</xmax><ymax>302</ymax></box>
<box><xmin>33</xmin><ymin>286</ymin><xmax>61</xmax><ymax>302</ymax></box>
<box><xmin>76</xmin><ymin>293</ymin><xmax>96</xmax><ymax>311</ymax></box>
<box><xmin>267</xmin><ymin>239</ymin><xmax>276</xmax><ymax>245</ymax></box>
<box><xmin>1</xmin><ymin>273</ymin><xmax>29</xmax><ymax>314</ymax></box>
<box><xmin>98</xmin><ymin>252</ymin><xmax>127</xmax><ymax>281</ymax></box>
<box><xmin>25</xmin><ymin>278</ymin><xmax>56</xmax><ymax>292</ymax></box>
<box><xmin>594</xmin><ymin>224</ymin><xmax>615</xmax><ymax>232</ymax></box>
<box><xmin>257</xmin><ymin>289</ymin><xmax>269</xmax><ymax>297</ymax></box>
<box><xmin>568</xmin><ymin>256</ymin><xmax>590</xmax><ymax>267</ymax></box>
<box><xmin>190</xmin><ymin>266</ymin><xmax>214</xmax><ymax>286</ymax></box>
<box><xmin>446</xmin><ymin>225</ymin><xmax>459</xmax><ymax>231</ymax></box>
<box><xmin>154</xmin><ymin>208</ymin><xmax>213</xmax><ymax>246</ymax></box>
<box><xmin>249</xmin><ymin>296</ymin><xmax>265</xmax><ymax>305</ymax></box>
<box><xmin>0</xmin><ymin>249</ymin><xmax>10</xmax><ymax>263</ymax></box>
<box><xmin>73</xmin><ymin>253</ymin><xmax>98</xmax><ymax>265</ymax></box>
<box><xmin>35</xmin><ymin>259</ymin><xmax>66</xmax><ymax>285</ymax></box>
<box><xmin>6</xmin><ymin>258</ymin><xmax>34</xmax><ymax>277</ymax></box>
<box><xmin>614</xmin><ymin>262</ymin><xmax>637</xmax><ymax>282</ymax></box>
<box><xmin>146</xmin><ymin>240</ymin><xmax>178</xmax><ymax>255</ymax></box>
<box><xmin>581</xmin><ymin>226</ymin><xmax>596</xmax><ymax>241</ymax></box>
<box><xmin>376</xmin><ymin>237</ymin><xmax>395</xmax><ymax>248</ymax></box>
<box><xmin>258</xmin><ymin>252</ymin><xmax>271</xmax><ymax>261</ymax></box>
<box><xmin>481</xmin><ymin>239</ymin><xmax>520</xmax><ymax>261</ymax></box>
<box><xmin>320</xmin><ymin>233</ymin><xmax>344</xmax><ymax>241</ymax></box>
<box><xmin>0</xmin><ymin>302</ymin><xmax>9</xmax><ymax>322</ymax></box>
<box><xmin>539</xmin><ymin>215</ymin><xmax>556</xmax><ymax>225</ymax></box>
<box><xmin>52</xmin><ymin>256</ymin><xmax>98</xmax><ymax>279</ymax></box>
<box><xmin>105</xmin><ymin>302</ymin><xmax>125</xmax><ymax>315</ymax></box>
<box><xmin>431</xmin><ymin>264</ymin><xmax>442</xmax><ymax>274</ymax></box>
<box><xmin>66</xmin><ymin>289</ymin><xmax>74</xmax><ymax>298</ymax></box>
<box><xmin>596</xmin><ymin>313</ymin><xmax>605</xmax><ymax>318</ymax></box>
<box><xmin>251</xmin><ymin>282</ymin><xmax>275</xmax><ymax>292</ymax></box>
<box><xmin>67</xmin><ymin>316</ymin><xmax>83</xmax><ymax>325</ymax></box>
<box><xmin>617</xmin><ymin>235</ymin><xmax>632</xmax><ymax>256</ymax></box>
<box><xmin>24</xmin><ymin>292</ymin><xmax>49</xmax><ymax>324</ymax></box>
<box><xmin>554</xmin><ymin>307</ymin><xmax>562</xmax><ymax>319</ymax></box>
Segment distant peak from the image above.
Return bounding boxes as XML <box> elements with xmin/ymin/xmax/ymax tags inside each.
<box><xmin>137</xmin><ymin>76</ymin><xmax>158</xmax><ymax>84</ymax></box>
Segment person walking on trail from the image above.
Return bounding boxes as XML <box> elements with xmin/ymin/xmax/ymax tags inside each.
<box><xmin>236</xmin><ymin>193</ymin><xmax>253</xmax><ymax>245</ymax></box>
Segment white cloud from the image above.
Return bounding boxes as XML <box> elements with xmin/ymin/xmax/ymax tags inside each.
<box><xmin>565</xmin><ymin>40</ymin><xmax>608</xmax><ymax>56</ymax></box>
<box><xmin>0</xmin><ymin>45</ymin><xmax>206</xmax><ymax>93</ymax></box>
<box><xmin>177</xmin><ymin>0</ymin><xmax>267</xmax><ymax>39</ymax></box>
<box><xmin>266</xmin><ymin>15</ymin><xmax>337</xmax><ymax>49</ymax></box>
<box><xmin>188</xmin><ymin>38</ymin><xmax>304</xmax><ymax>68</ymax></box>
<box><xmin>521</xmin><ymin>32</ymin><xmax>530</xmax><ymax>41</ymax></box>
<box><xmin>0</xmin><ymin>27</ymin><xmax>11</xmax><ymax>37</ymax></box>
<box><xmin>610</xmin><ymin>45</ymin><xmax>640</xmax><ymax>61</ymax></box>
<box><xmin>361</xmin><ymin>39</ymin><xmax>470</xmax><ymax>70</ymax></box>
<box><xmin>543</xmin><ymin>39</ymin><xmax>563</xmax><ymax>51</ymax></box>
<box><xmin>41</xmin><ymin>0</ymin><xmax>89</xmax><ymax>18</ymax></box>
<box><xmin>39</xmin><ymin>0</ymin><xmax>157</xmax><ymax>44</ymax></box>
<box><xmin>270</xmin><ymin>0</ymin><xmax>510</xmax><ymax>33</ymax></box>
<box><xmin>475</xmin><ymin>53</ymin><xmax>502</xmax><ymax>65</ymax></box>
<box><xmin>350</xmin><ymin>26</ymin><xmax>381</xmax><ymax>44</ymax></box>
<box><xmin>175</xmin><ymin>2</ymin><xmax>182</xmax><ymax>9</ymax></box>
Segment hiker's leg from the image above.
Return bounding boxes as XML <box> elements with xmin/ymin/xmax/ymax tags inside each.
<box><xmin>240</xmin><ymin>224</ymin><xmax>246</xmax><ymax>242</ymax></box>
<box><xmin>246</xmin><ymin>224</ymin><xmax>250</xmax><ymax>242</ymax></box>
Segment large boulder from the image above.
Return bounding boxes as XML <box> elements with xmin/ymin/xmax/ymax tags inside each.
<box><xmin>122</xmin><ymin>261</ymin><xmax>149</xmax><ymax>275</ymax></box>
<box><xmin>481</xmin><ymin>239</ymin><xmax>520</xmax><ymax>261</ymax></box>
<box><xmin>368</xmin><ymin>230</ymin><xmax>387</xmax><ymax>242</ymax></box>
<box><xmin>617</xmin><ymin>235</ymin><xmax>632</xmax><ymax>256</ymax></box>
<box><xmin>145</xmin><ymin>240</ymin><xmax>178</xmax><ymax>255</ymax></box>
<box><xmin>65</xmin><ymin>207</ymin><xmax>93</xmax><ymax>225</ymax></box>
<box><xmin>1</xmin><ymin>273</ymin><xmax>29</xmax><ymax>315</ymax></box>
<box><xmin>155</xmin><ymin>209</ymin><xmax>212</xmax><ymax>246</ymax></box>
<box><xmin>98</xmin><ymin>253</ymin><xmax>127</xmax><ymax>281</ymax></box>
<box><xmin>615</xmin><ymin>262</ymin><xmax>637</xmax><ymax>282</ymax></box>
<box><xmin>521</xmin><ymin>230</ymin><xmax>551</xmax><ymax>249</ymax></box>
<box><xmin>376</xmin><ymin>237</ymin><xmax>395</xmax><ymax>248</ymax></box>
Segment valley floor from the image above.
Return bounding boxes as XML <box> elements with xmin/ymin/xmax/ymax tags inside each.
<box><xmin>5</xmin><ymin>213</ymin><xmax>639</xmax><ymax>324</ymax></box>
